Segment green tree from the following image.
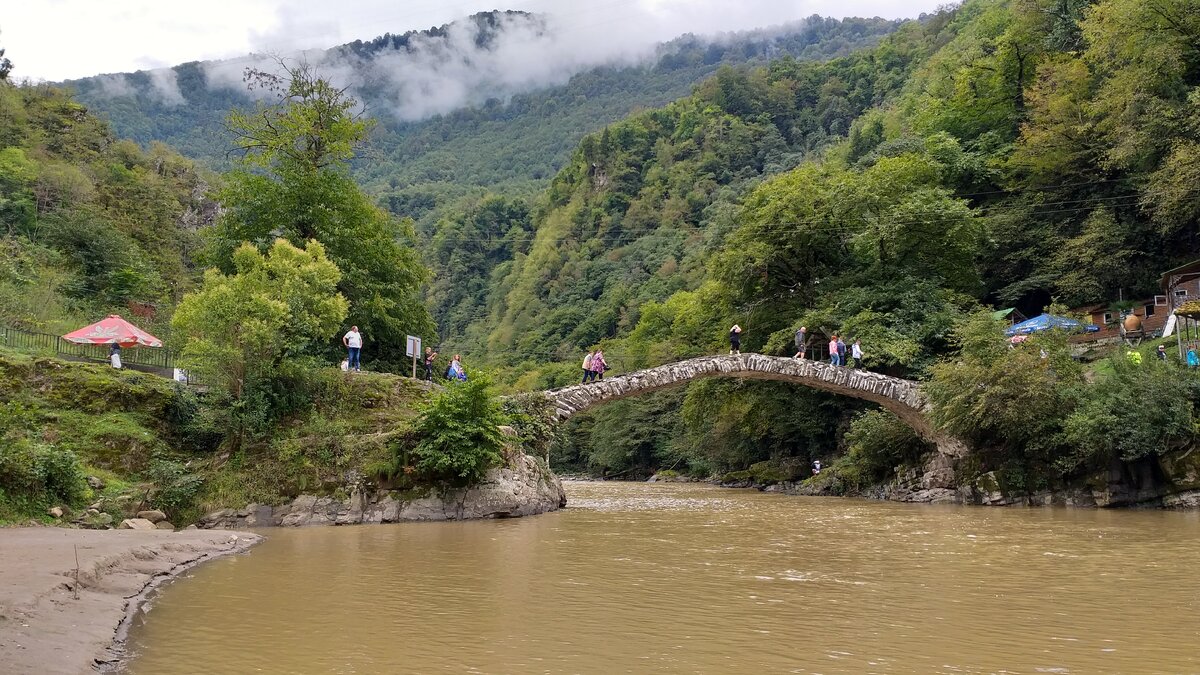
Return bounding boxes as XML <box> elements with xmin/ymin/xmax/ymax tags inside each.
<box><xmin>172</xmin><ymin>239</ymin><xmax>348</xmax><ymax>443</ymax></box>
<box><xmin>208</xmin><ymin>61</ymin><xmax>434</xmax><ymax>368</ymax></box>
<box><xmin>1059</xmin><ymin>357</ymin><xmax>1199</xmax><ymax>471</ymax></box>
<box><xmin>410</xmin><ymin>371</ymin><xmax>508</xmax><ymax>485</ymax></box>
<box><xmin>925</xmin><ymin>310</ymin><xmax>1082</xmax><ymax>480</ymax></box>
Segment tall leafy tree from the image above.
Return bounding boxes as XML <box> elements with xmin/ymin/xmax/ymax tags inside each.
<box><xmin>172</xmin><ymin>238</ymin><xmax>348</xmax><ymax>446</ymax></box>
<box><xmin>207</xmin><ymin>61</ymin><xmax>434</xmax><ymax>369</ymax></box>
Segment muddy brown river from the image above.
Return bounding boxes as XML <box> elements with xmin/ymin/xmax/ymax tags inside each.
<box><xmin>124</xmin><ymin>482</ymin><xmax>1200</xmax><ymax>674</ymax></box>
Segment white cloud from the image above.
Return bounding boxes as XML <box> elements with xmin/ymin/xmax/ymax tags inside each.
<box><xmin>4</xmin><ymin>1</ymin><xmax>946</xmax><ymax>82</ymax></box>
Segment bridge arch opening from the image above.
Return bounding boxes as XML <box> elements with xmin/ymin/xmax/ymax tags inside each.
<box><xmin>542</xmin><ymin>354</ymin><xmax>966</xmax><ymax>457</ymax></box>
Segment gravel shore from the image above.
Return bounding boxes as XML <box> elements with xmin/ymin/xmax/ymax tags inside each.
<box><xmin>0</xmin><ymin>527</ymin><xmax>261</xmax><ymax>674</ymax></box>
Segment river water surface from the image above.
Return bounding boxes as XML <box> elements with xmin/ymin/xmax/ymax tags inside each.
<box><xmin>126</xmin><ymin>482</ymin><xmax>1200</xmax><ymax>674</ymax></box>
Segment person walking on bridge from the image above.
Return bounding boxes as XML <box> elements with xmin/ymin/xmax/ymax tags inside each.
<box><xmin>829</xmin><ymin>335</ymin><xmax>840</xmax><ymax>366</ymax></box>
<box><xmin>729</xmin><ymin>324</ymin><xmax>743</xmax><ymax>355</ymax></box>
<box><xmin>850</xmin><ymin>339</ymin><xmax>863</xmax><ymax>369</ymax></box>
<box><xmin>794</xmin><ymin>326</ymin><xmax>807</xmax><ymax>359</ymax></box>
<box><xmin>582</xmin><ymin>350</ymin><xmax>595</xmax><ymax>384</ymax></box>
<box><xmin>591</xmin><ymin>349</ymin><xmax>608</xmax><ymax>381</ymax></box>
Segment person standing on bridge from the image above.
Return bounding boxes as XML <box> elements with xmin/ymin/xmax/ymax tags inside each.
<box><xmin>729</xmin><ymin>324</ymin><xmax>743</xmax><ymax>355</ymax></box>
<box><xmin>837</xmin><ymin>336</ymin><xmax>847</xmax><ymax>367</ymax></box>
<box><xmin>829</xmin><ymin>335</ymin><xmax>840</xmax><ymax>366</ymax></box>
<box><xmin>582</xmin><ymin>350</ymin><xmax>595</xmax><ymax>384</ymax></box>
<box><xmin>591</xmin><ymin>349</ymin><xmax>608</xmax><ymax>381</ymax></box>
<box><xmin>794</xmin><ymin>326</ymin><xmax>807</xmax><ymax>359</ymax></box>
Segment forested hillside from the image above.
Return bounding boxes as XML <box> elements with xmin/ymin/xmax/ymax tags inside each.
<box><xmin>0</xmin><ymin>83</ymin><xmax>213</xmax><ymax>336</ymax></box>
<box><xmin>64</xmin><ymin>13</ymin><xmax>902</xmax><ymax>216</ymax></box>
<box><xmin>450</xmin><ymin>0</ymin><xmax>1200</xmax><ymax>483</ymax></box>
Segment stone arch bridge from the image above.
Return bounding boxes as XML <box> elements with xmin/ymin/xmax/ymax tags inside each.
<box><xmin>542</xmin><ymin>354</ymin><xmax>967</xmax><ymax>457</ymax></box>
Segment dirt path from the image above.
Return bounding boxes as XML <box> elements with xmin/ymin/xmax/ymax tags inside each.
<box><xmin>0</xmin><ymin>527</ymin><xmax>261</xmax><ymax>674</ymax></box>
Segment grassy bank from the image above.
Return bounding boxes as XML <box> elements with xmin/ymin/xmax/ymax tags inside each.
<box><xmin>0</xmin><ymin>349</ymin><xmax>434</xmax><ymax>525</ymax></box>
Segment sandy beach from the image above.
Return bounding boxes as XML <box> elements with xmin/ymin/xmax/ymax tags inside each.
<box><xmin>0</xmin><ymin>527</ymin><xmax>261</xmax><ymax>675</ymax></box>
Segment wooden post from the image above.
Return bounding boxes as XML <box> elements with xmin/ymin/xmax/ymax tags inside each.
<box><xmin>1178</xmin><ymin>312</ymin><xmax>1184</xmax><ymax>359</ymax></box>
<box><xmin>412</xmin><ymin>352</ymin><xmax>417</xmax><ymax>379</ymax></box>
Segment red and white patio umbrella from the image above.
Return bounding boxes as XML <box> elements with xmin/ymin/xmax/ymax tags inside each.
<box><xmin>62</xmin><ymin>315</ymin><xmax>163</xmax><ymax>348</ymax></box>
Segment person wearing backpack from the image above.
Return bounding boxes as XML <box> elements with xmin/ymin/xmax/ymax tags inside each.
<box><xmin>446</xmin><ymin>354</ymin><xmax>466</xmax><ymax>382</ymax></box>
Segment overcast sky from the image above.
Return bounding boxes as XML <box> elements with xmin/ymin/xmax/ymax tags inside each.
<box><xmin>5</xmin><ymin>0</ymin><xmax>947</xmax><ymax>81</ymax></box>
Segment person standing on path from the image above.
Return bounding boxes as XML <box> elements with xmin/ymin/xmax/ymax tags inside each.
<box><xmin>729</xmin><ymin>324</ymin><xmax>743</xmax><ymax>355</ymax></box>
<box><xmin>850</xmin><ymin>339</ymin><xmax>863</xmax><ymax>369</ymax></box>
<box><xmin>423</xmin><ymin>346</ymin><xmax>438</xmax><ymax>382</ymax></box>
<box><xmin>829</xmin><ymin>335</ymin><xmax>840</xmax><ymax>366</ymax></box>
<box><xmin>582</xmin><ymin>350</ymin><xmax>595</xmax><ymax>384</ymax></box>
<box><xmin>794</xmin><ymin>326</ymin><xmax>807</xmax><ymax>359</ymax></box>
<box><xmin>592</xmin><ymin>349</ymin><xmax>608</xmax><ymax>381</ymax></box>
<box><xmin>342</xmin><ymin>326</ymin><xmax>363</xmax><ymax>372</ymax></box>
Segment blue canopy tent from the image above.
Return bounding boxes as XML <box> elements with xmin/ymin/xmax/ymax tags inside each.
<box><xmin>1005</xmin><ymin>313</ymin><xmax>1101</xmax><ymax>336</ymax></box>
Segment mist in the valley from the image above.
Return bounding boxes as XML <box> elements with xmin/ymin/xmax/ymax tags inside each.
<box><xmin>87</xmin><ymin>0</ymin><xmax>928</xmax><ymax>121</ymax></box>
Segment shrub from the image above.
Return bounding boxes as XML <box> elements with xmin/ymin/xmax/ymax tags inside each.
<box><xmin>410</xmin><ymin>371</ymin><xmax>507</xmax><ymax>485</ymax></box>
<box><xmin>146</xmin><ymin>458</ymin><xmax>204</xmax><ymax>522</ymax></box>
<box><xmin>1059</xmin><ymin>357</ymin><xmax>1200</xmax><ymax>472</ymax></box>
<box><xmin>502</xmin><ymin>392</ymin><xmax>560</xmax><ymax>459</ymax></box>
<box><xmin>0</xmin><ymin>440</ymin><xmax>87</xmax><ymax>517</ymax></box>
<box><xmin>842</xmin><ymin>409</ymin><xmax>932</xmax><ymax>484</ymax></box>
<box><xmin>926</xmin><ymin>310</ymin><xmax>1080</xmax><ymax>472</ymax></box>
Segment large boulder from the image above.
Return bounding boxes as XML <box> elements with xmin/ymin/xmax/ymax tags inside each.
<box><xmin>136</xmin><ymin>510</ymin><xmax>168</xmax><ymax>523</ymax></box>
<box><xmin>117</xmin><ymin>518</ymin><xmax>157</xmax><ymax>530</ymax></box>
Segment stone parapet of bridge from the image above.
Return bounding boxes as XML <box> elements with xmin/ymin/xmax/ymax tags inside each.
<box><xmin>542</xmin><ymin>354</ymin><xmax>967</xmax><ymax>457</ymax></box>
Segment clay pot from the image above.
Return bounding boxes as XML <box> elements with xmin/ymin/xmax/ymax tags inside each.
<box><xmin>1123</xmin><ymin>314</ymin><xmax>1143</xmax><ymax>331</ymax></box>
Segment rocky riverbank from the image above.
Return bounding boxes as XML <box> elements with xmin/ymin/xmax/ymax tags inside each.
<box><xmin>0</xmin><ymin>528</ymin><xmax>260</xmax><ymax>674</ymax></box>
<box><xmin>758</xmin><ymin>447</ymin><xmax>1200</xmax><ymax>509</ymax></box>
<box><xmin>199</xmin><ymin>453</ymin><xmax>567</xmax><ymax>528</ymax></box>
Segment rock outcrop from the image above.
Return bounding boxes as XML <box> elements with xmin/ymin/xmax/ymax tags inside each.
<box><xmin>200</xmin><ymin>453</ymin><xmax>566</xmax><ymax>528</ymax></box>
<box><xmin>774</xmin><ymin>445</ymin><xmax>1200</xmax><ymax>510</ymax></box>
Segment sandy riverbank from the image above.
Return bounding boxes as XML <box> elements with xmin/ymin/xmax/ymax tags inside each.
<box><xmin>0</xmin><ymin>527</ymin><xmax>261</xmax><ymax>674</ymax></box>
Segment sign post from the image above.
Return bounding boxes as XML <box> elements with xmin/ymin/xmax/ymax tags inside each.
<box><xmin>405</xmin><ymin>335</ymin><xmax>421</xmax><ymax>379</ymax></box>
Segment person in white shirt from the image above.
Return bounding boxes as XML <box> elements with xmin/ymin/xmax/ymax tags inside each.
<box><xmin>850</xmin><ymin>339</ymin><xmax>864</xmax><ymax>369</ymax></box>
<box><xmin>342</xmin><ymin>326</ymin><xmax>363</xmax><ymax>372</ymax></box>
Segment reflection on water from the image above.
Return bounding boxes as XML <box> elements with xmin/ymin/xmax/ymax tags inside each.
<box><xmin>125</xmin><ymin>482</ymin><xmax>1200</xmax><ymax>674</ymax></box>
